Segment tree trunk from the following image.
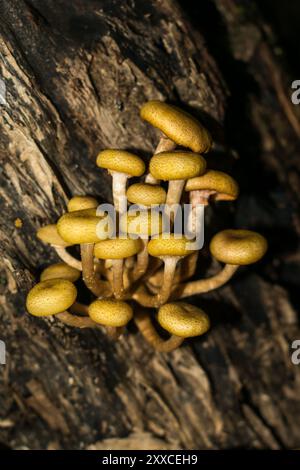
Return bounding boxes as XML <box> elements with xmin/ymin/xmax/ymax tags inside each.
<box><xmin>0</xmin><ymin>0</ymin><xmax>300</xmax><ymax>450</ymax></box>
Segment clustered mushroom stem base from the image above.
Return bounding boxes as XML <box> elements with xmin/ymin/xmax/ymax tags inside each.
<box><xmin>80</xmin><ymin>243</ymin><xmax>107</xmax><ymax>297</ymax></box>
<box><xmin>134</xmin><ymin>311</ymin><xmax>184</xmax><ymax>352</ymax></box>
<box><xmin>111</xmin><ymin>171</ymin><xmax>128</xmax><ymax>215</ymax></box>
<box><xmin>178</xmin><ymin>264</ymin><xmax>239</xmax><ymax>299</ymax></box>
<box><xmin>53</xmin><ymin>245</ymin><xmax>82</xmax><ymax>270</ymax></box>
<box><xmin>156</xmin><ymin>256</ymin><xmax>181</xmax><ymax>306</ymax></box>
<box><xmin>145</xmin><ymin>135</ymin><xmax>176</xmax><ymax>184</ymax></box>
<box><xmin>112</xmin><ymin>258</ymin><xmax>124</xmax><ymax>299</ymax></box>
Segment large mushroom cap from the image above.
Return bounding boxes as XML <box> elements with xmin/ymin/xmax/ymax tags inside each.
<box><xmin>26</xmin><ymin>279</ymin><xmax>77</xmax><ymax>317</ymax></box>
<box><xmin>37</xmin><ymin>224</ymin><xmax>72</xmax><ymax>247</ymax></box>
<box><xmin>94</xmin><ymin>237</ymin><xmax>142</xmax><ymax>259</ymax></box>
<box><xmin>40</xmin><ymin>263</ymin><xmax>81</xmax><ymax>283</ymax></box>
<box><xmin>140</xmin><ymin>100</ymin><xmax>212</xmax><ymax>153</ymax></box>
<box><xmin>57</xmin><ymin>208</ymin><xmax>112</xmax><ymax>244</ymax></box>
<box><xmin>150</xmin><ymin>151</ymin><xmax>206</xmax><ymax>181</ymax></box>
<box><xmin>67</xmin><ymin>195</ymin><xmax>98</xmax><ymax>212</ymax></box>
<box><xmin>148</xmin><ymin>234</ymin><xmax>195</xmax><ymax>257</ymax></box>
<box><xmin>97</xmin><ymin>149</ymin><xmax>145</xmax><ymax>176</ymax></box>
<box><xmin>158</xmin><ymin>302</ymin><xmax>210</xmax><ymax>338</ymax></box>
<box><xmin>210</xmin><ymin>229</ymin><xmax>268</xmax><ymax>265</ymax></box>
<box><xmin>88</xmin><ymin>299</ymin><xmax>133</xmax><ymax>327</ymax></box>
<box><xmin>126</xmin><ymin>183</ymin><xmax>166</xmax><ymax>206</ymax></box>
<box><xmin>120</xmin><ymin>210</ymin><xmax>163</xmax><ymax>237</ymax></box>
<box><xmin>185</xmin><ymin>170</ymin><xmax>239</xmax><ymax>201</ymax></box>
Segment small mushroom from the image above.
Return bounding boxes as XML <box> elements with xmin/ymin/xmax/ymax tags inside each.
<box><xmin>150</xmin><ymin>151</ymin><xmax>206</xmax><ymax>215</ymax></box>
<box><xmin>89</xmin><ymin>298</ymin><xmax>133</xmax><ymax>339</ymax></box>
<box><xmin>147</xmin><ymin>234</ymin><xmax>195</xmax><ymax>306</ymax></box>
<box><xmin>67</xmin><ymin>195</ymin><xmax>98</xmax><ymax>212</ymax></box>
<box><xmin>94</xmin><ymin>237</ymin><xmax>142</xmax><ymax>298</ymax></box>
<box><xmin>120</xmin><ymin>209</ymin><xmax>163</xmax><ymax>281</ymax></box>
<box><xmin>126</xmin><ymin>183</ymin><xmax>166</xmax><ymax>208</ymax></box>
<box><xmin>26</xmin><ymin>279</ymin><xmax>77</xmax><ymax>317</ymax></box>
<box><xmin>57</xmin><ymin>208</ymin><xmax>112</xmax><ymax>297</ymax></box>
<box><xmin>135</xmin><ymin>302</ymin><xmax>210</xmax><ymax>352</ymax></box>
<box><xmin>40</xmin><ymin>262</ymin><xmax>81</xmax><ymax>283</ymax></box>
<box><xmin>37</xmin><ymin>224</ymin><xmax>82</xmax><ymax>270</ymax></box>
<box><xmin>178</xmin><ymin>229</ymin><xmax>268</xmax><ymax>298</ymax></box>
<box><xmin>96</xmin><ymin>149</ymin><xmax>145</xmax><ymax>214</ymax></box>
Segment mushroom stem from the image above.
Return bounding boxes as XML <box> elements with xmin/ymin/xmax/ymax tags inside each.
<box><xmin>111</xmin><ymin>171</ymin><xmax>128</xmax><ymax>215</ymax></box>
<box><xmin>132</xmin><ymin>239</ymin><xmax>148</xmax><ymax>281</ymax></box>
<box><xmin>134</xmin><ymin>310</ymin><xmax>184</xmax><ymax>352</ymax></box>
<box><xmin>177</xmin><ymin>264</ymin><xmax>239</xmax><ymax>299</ymax></box>
<box><xmin>166</xmin><ymin>180</ymin><xmax>185</xmax><ymax>207</ymax></box>
<box><xmin>69</xmin><ymin>302</ymin><xmax>89</xmax><ymax>316</ymax></box>
<box><xmin>111</xmin><ymin>258</ymin><xmax>124</xmax><ymax>299</ymax></box>
<box><xmin>53</xmin><ymin>245</ymin><xmax>82</xmax><ymax>270</ymax></box>
<box><xmin>56</xmin><ymin>311</ymin><xmax>101</xmax><ymax>329</ymax></box>
<box><xmin>80</xmin><ymin>243</ymin><xmax>110</xmax><ymax>297</ymax></box>
<box><xmin>106</xmin><ymin>326</ymin><xmax>124</xmax><ymax>340</ymax></box>
<box><xmin>156</xmin><ymin>256</ymin><xmax>181</xmax><ymax>306</ymax></box>
<box><xmin>145</xmin><ymin>135</ymin><xmax>176</xmax><ymax>184</ymax></box>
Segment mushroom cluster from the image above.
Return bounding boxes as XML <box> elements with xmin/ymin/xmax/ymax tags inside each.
<box><xmin>26</xmin><ymin>101</ymin><xmax>267</xmax><ymax>352</ymax></box>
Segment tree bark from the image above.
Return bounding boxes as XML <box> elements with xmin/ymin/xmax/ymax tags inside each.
<box><xmin>0</xmin><ymin>0</ymin><xmax>300</xmax><ymax>450</ymax></box>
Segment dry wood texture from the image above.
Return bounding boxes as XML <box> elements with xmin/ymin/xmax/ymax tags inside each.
<box><xmin>0</xmin><ymin>0</ymin><xmax>300</xmax><ymax>449</ymax></box>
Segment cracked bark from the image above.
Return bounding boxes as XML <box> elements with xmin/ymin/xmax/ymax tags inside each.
<box><xmin>0</xmin><ymin>0</ymin><xmax>300</xmax><ymax>450</ymax></box>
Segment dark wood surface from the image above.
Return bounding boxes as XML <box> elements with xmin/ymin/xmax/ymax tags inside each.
<box><xmin>0</xmin><ymin>0</ymin><xmax>300</xmax><ymax>449</ymax></box>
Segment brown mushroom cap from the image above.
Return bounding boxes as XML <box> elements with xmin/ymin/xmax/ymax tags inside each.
<box><xmin>96</xmin><ymin>149</ymin><xmax>145</xmax><ymax>176</ymax></box>
<box><xmin>94</xmin><ymin>237</ymin><xmax>142</xmax><ymax>260</ymax></box>
<box><xmin>210</xmin><ymin>229</ymin><xmax>268</xmax><ymax>265</ymax></box>
<box><xmin>120</xmin><ymin>210</ymin><xmax>163</xmax><ymax>237</ymax></box>
<box><xmin>158</xmin><ymin>302</ymin><xmax>210</xmax><ymax>337</ymax></box>
<box><xmin>26</xmin><ymin>279</ymin><xmax>77</xmax><ymax>317</ymax></box>
<box><xmin>126</xmin><ymin>183</ymin><xmax>166</xmax><ymax>206</ymax></box>
<box><xmin>37</xmin><ymin>224</ymin><xmax>72</xmax><ymax>247</ymax></box>
<box><xmin>140</xmin><ymin>100</ymin><xmax>212</xmax><ymax>153</ymax></box>
<box><xmin>148</xmin><ymin>234</ymin><xmax>195</xmax><ymax>257</ymax></box>
<box><xmin>150</xmin><ymin>151</ymin><xmax>206</xmax><ymax>181</ymax></box>
<box><xmin>57</xmin><ymin>208</ymin><xmax>112</xmax><ymax>244</ymax></box>
<box><xmin>185</xmin><ymin>170</ymin><xmax>239</xmax><ymax>201</ymax></box>
<box><xmin>88</xmin><ymin>299</ymin><xmax>133</xmax><ymax>327</ymax></box>
<box><xmin>67</xmin><ymin>196</ymin><xmax>98</xmax><ymax>212</ymax></box>
<box><xmin>40</xmin><ymin>263</ymin><xmax>81</xmax><ymax>283</ymax></box>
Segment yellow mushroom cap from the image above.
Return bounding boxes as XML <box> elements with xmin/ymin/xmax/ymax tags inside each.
<box><xmin>185</xmin><ymin>170</ymin><xmax>239</xmax><ymax>201</ymax></box>
<box><xmin>149</xmin><ymin>151</ymin><xmax>206</xmax><ymax>181</ymax></box>
<box><xmin>96</xmin><ymin>149</ymin><xmax>145</xmax><ymax>177</ymax></box>
<box><xmin>67</xmin><ymin>196</ymin><xmax>98</xmax><ymax>212</ymax></box>
<box><xmin>57</xmin><ymin>208</ymin><xmax>112</xmax><ymax>244</ymax></box>
<box><xmin>40</xmin><ymin>263</ymin><xmax>81</xmax><ymax>283</ymax></box>
<box><xmin>88</xmin><ymin>299</ymin><xmax>133</xmax><ymax>327</ymax></box>
<box><xmin>126</xmin><ymin>183</ymin><xmax>166</xmax><ymax>206</ymax></box>
<box><xmin>94</xmin><ymin>237</ymin><xmax>142</xmax><ymax>260</ymax></box>
<box><xmin>158</xmin><ymin>302</ymin><xmax>210</xmax><ymax>338</ymax></box>
<box><xmin>140</xmin><ymin>100</ymin><xmax>212</xmax><ymax>153</ymax></box>
<box><xmin>210</xmin><ymin>229</ymin><xmax>268</xmax><ymax>265</ymax></box>
<box><xmin>148</xmin><ymin>234</ymin><xmax>195</xmax><ymax>257</ymax></box>
<box><xmin>120</xmin><ymin>210</ymin><xmax>163</xmax><ymax>237</ymax></box>
<box><xmin>26</xmin><ymin>279</ymin><xmax>77</xmax><ymax>317</ymax></box>
<box><xmin>37</xmin><ymin>224</ymin><xmax>72</xmax><ymax>247</ymax></box>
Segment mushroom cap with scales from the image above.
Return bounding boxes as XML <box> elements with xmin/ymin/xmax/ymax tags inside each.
<box><xmin>120</xmin><ymin>210</ymin><xmax>163</xmax><ymax>238</ymax></box>
<box><xmin>26</xmin><ymin>279</ymin><xmax>77</xmax><ymax>317</ymax></box>
<box><xmin>94</xmin><ymin>237</ymin><xmax>142</xmax><ymax>260</ymax></box>
<box><xmin>57</xmin><ymin>208</ymin><xmax>112</xmax><ymax>244</ymax></box>
<box><xmin>37</xmin><ymin>224</ymin><xmax>72</xmax><ymax>247</ymax></box>
<box><xmin>97</xmin><ymin>149</ymin><xmax>145</xmax><ymax>176</ymax></box>
<box><xmin>150</xmin><ymin>151</ymin><xmax>206</xmax><ymax>181</ymax></box>
<box><xmin>140</xmin><ymin>100</ymin><xmax>212</xmax><ymax>154</ymax></box>
<box><xmin>88</xmin><ymin>299</ymin><xmax>133</xmax><ymax>327</ymax></box>
<box><xmin>185</xmin><ymin>170</ymin><xmax>239</xmax><ymax>201</ymax></box>
<box><xmin>158</xmin><ymin>302</ymin><xmax>210</xmax><ymax>338</ymax></box>
<box><xmin>67</xmin><ymin>195</ymin><xmax>98</xmax><ymax>212</ymax></box>
<box><xmin>210</xmin><ymin>229</ymin><xmax>268</xmax><ymax>265</ymax></box>
<box><xmin>40</xmin><ymin>263</ymin><xmax>81</xmax><ymax>283</ymax></box>
<box><xmin>148</xmin><ymin>234</ymin><xmax>195</xmax><ymax>257</ymax></box>
<box><xmin>126</xmin><ymin>183</ymin><xmax>166</xmax><ymax>206</ymax></box>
